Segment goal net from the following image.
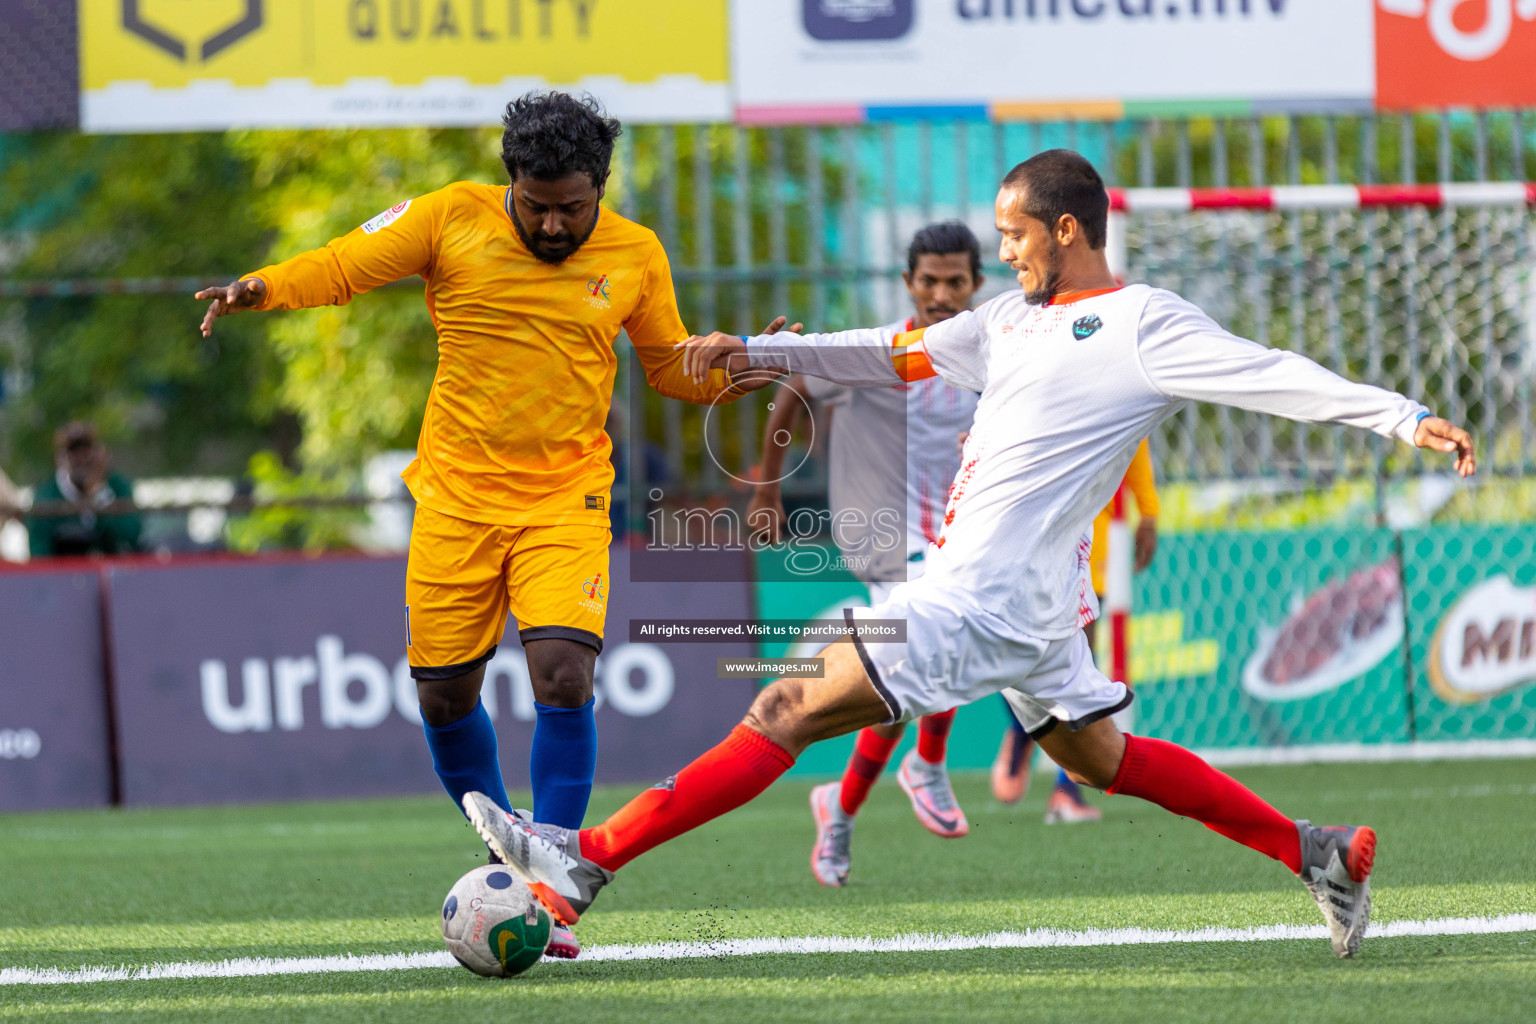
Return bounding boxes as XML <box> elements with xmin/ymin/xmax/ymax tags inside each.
<box><xmin>1109</xmin><ymin>185</ymin><xmax>1536</xmax><ymax>758</ymax></box>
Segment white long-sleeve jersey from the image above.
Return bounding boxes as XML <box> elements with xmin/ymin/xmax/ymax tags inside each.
<box><xmin>744</xmin><ymin>284</ymin><xmax>1429</xmax><ymax>639</ymax></box>
<box><xmin>804</xmin><ymin>319</ymin><xmax>981</xmax><ymax>583</ymax></box>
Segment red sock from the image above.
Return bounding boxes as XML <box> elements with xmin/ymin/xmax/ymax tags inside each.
<box><xmin>1108</xmin><ymin>734</ymin><xmax>1302</xmax><ymax>873</ymax></box>
<box><xmin>917</xmin><ymin>709</ymin><xmax>956</xmax><ymax>764</ymax></box>
<box><xmin>839</xmin><ymin>727</ymin><xmax>901</xmax><ymax>815</ymax></box>
<box><xmin>578</xmin><ymin>725</ymin><xmax>794</xmax><ymax>871</ymax></box>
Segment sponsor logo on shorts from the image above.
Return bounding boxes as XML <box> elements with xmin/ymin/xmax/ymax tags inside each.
<box><xmin>1072</xmin><ymin>315</ymin><xmax>1103</xmax><ymax>340</ymax></box>
<box><xmin>578</xmin><ymin>573</ymin><xmax>607</xmax><ymax>614</ymax></box>
<box><xmin>361</xmin><ymin>200</ymin><xmax>411</xmax><ymax>234</ymax></box>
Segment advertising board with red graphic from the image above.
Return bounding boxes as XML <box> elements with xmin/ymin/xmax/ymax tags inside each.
<box><xmin>1377</xmin><ymin>0</ymin><xmax>1536</xmax><ymax>108</ymax></box>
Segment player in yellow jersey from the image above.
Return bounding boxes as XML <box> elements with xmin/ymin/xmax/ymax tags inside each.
<box><xmin>195</xmin><ymin>93</ymin><xmax>776</xmax><ymax>960</ymax></box>
<box><xmin>991</xmin><ymin>439</ymin><xmax>1159</xmax><ymax>821</ymax></box>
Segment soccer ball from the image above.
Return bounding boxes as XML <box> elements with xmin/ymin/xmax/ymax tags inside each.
<box><xmin>441</xmin><ymin>865</ymin><xmax>553</xmax><ymax>977</ymax></box>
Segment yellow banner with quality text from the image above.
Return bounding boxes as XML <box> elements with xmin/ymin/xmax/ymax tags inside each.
<box><xmin>80</xmin><ymin>0</ymin><xmax>730</xmax><ymax>131</ymax></box>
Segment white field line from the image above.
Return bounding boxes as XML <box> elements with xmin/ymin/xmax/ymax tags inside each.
<box><xmin>3</xmin><ymin>914</ymin><xmax>1533</xmax><ymax>987</ymax></box>
<box><xmin>1194</xmin><ymin>739</ymin><xmax>1536</xmax><ymax>766</ymax></box>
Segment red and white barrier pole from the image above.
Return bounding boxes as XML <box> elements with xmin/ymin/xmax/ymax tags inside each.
<box><xmin>1105</xmin><ymin>208</ymin><xmax>1133</xmax><ymax>725</ymax></box>
<box><xmin>1106</xmin><ymin>485</ymin><xmax>1132</xmax><ymax>699</ymax></box>
<box><xmin>1107</xmin><ymin>182</ymin><xmax>1536</xmax><ymax>212</ymax></box>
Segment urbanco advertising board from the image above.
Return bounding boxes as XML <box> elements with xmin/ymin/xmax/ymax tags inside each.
<box><xmin>733</xmin><ymin>1</ymin><xmax>1376</xmax><ymax>122</ymax></box>
<box><xmin>0</xmin><ymin>569</ymin><xmax>113</xmax><ymax>810</ymax></box>
<box><xmin>106</xmin><ymin>549</ymin><xmax>757</xmax><ymax>806</ymax></box>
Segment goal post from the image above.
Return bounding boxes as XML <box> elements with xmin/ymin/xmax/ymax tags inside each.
<box><xmin>1101</xmin><ymin>184</ymin><xmax>1536</xmax><ymax>757</ymax></box>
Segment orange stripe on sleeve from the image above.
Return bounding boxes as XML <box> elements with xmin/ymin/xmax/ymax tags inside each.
<box><xmin>892</xmin><ymin>328</ymin><xmax>937</xmax><ymax>382</ymax></box>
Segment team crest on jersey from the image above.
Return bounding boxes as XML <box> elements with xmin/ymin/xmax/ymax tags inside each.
<box><xmin>1072</xmin><ymin>314</ymin><xmax>1103</xmax><ymax>340</ymax></box>
<box><xmin>361</xmin><ymin>200</ymin><xmax>411</xmax><ymax>234</ymax></box>
<box><xmin>585</xmin><ymin>274</ymin><xmax>612</xmax><ymax>310</ymax></box>
<box><xmin>578</xmin><ymin>573</ymin><xmax>607</xmax><ymax>614</ymax></box>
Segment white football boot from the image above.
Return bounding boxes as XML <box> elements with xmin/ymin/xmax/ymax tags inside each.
<box><xmin>809</xmin><ymin>782</ymin><xmax>855</xmax><ymax>887</ymax></box>
<box><xmin>896</xmin><ymin>750</ymin><xmax>970</xmax><ymax>837</ymax></box>
<box><xmin>502</xmin><ymin>809</ymin><xmax>581</xmax><ymax>959</ymax></box>
<box><xmin>464</xmin><ymin>792</ymin><xmax>613</xmax><ymax>926</ymax></box>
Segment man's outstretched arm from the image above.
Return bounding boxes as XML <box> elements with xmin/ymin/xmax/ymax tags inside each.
<box><xmin>1138</xmin><ymin>292</ymin><xmax>1476</xmax><ymax>476</ymax></box>
<box><xmin>678</xmin><ymin>308</ymin><xmax>987</xmax><ymax>392</ymax></box>
<box><xmin>197</xmin><ymin>189</ymin><xmax>447</xmax><ymax>337</ymax></box>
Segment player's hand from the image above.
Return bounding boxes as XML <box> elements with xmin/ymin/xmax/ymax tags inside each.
<box><xmin>195</xmin><ymin>278</ymin><xmax>266</xmax><ymax>337</ymax></box>
<box><xmin>746</xmin><ymin>485</ymin><xmax>788</xmax><ymax>546</ymax></box>
<box><xmin>719</xmin><ymin>317</ymin><xmax>800</xmax><ymax>392</ymax></box>
<box><xmin>760</xmin><ymin>315</ymin><xmax>804</xmax><ymax>336</ymax></box>
<box><xmin>1413</xmin><ymin>416</ymin><xmax>1476</xmax><ymax>477</ymax></box>
<box><xmin>1134</xmin><ymin>516</ymin><xmax>1158</xmax><ymax>573</ymax></box>
<box><xmin>676</xmin><ymin>331</ymin><xmax>746</xmax><ymax>383</ymax></box>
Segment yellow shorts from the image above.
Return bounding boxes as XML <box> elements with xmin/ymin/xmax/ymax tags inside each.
<box><xmin>405</xmin><ymin>505</ymin><xmax>610</xmax><ymax>679</ymax></box>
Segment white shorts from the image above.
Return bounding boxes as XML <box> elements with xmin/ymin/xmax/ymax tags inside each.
<box><xmin>862</xmin><ymin>542</ymin><xmax>931</xmax><ymax>608</ymax></box>
<box><xmin>848</xmin><ymin>576</ymin><xmax>1131</xmax><ymax>733</ymax></box>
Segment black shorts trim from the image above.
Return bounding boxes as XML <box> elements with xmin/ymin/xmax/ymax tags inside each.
<box><xmin>519</xmin><ymin>625</ymin><xmax>604</xmax><ymax>654</ymax></box>
<box><xmin>410</xmin><ymin>645</ymin><xmax>498</xmax><ymax>681</ymax></box>
<box><xmin>1026</xmin><ymin>688</ymin><xmax>1135</xmax><ymax>741</ymax></box>
<box><xmin>845</xmin><ymin>607</ymin><xmax>901</xmax><ymax>723</ymax></box>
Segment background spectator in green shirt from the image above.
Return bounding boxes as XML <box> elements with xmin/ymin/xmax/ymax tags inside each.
<box><xmin>27</xmin><ymin>422</ymin><xmax>143</xmax><ymax>558</ymax></box>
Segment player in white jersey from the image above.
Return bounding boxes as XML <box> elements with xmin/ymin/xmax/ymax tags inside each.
<box><xmin>748</xmin><ymin>223</ymin><xmax>986</xmax><ymax>885</ymax></box>
<box><xmin>467</xmin><ymin>150</ymin><xmax>1477</xmax><ymax>961</ymax></box>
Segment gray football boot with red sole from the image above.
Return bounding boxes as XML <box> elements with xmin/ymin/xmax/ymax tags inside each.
<box><xmin>1297</xmin><ymin>820</ymin><xmax>1377</xmax><ymax>958</ymax></box>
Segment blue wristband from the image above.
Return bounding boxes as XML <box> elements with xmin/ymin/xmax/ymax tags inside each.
<box><xmin>1415</xmin><ymin>411</ymin><xmax>1432</xmax><ymax>423</ymax></box>
<box><xmin>739</xmin><ymin>335</ymin><xmax>750</xmax><ymax>343</ymax></box>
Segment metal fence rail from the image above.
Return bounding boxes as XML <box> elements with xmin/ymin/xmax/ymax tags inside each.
<box><xmin>6</xmin><ymin>112</ymin><xmax>1536</xmax><ymax>509</ymax></box>
<box><xmin>604</xmin><ymin>113</ymin><xmax>1536</xmax><ymax>499</ymax></box>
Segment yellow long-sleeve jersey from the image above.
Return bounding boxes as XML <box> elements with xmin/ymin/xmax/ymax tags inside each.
<box><xmin>247</xmin><ymin>182</ymin><xmax>736</xmax><ymax>528</ymax></box>
<box><xmin>1089</xmin><ymin>438</ymin><xmax>1160</xmax><ymax>595</ymax></box>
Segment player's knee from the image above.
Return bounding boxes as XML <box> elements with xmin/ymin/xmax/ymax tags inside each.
<box><xmin>529</xmin><ymin>657</ymin><xmax>595</xmax><ymax>709</ymax></box>
<box><xmin>416</xmin><ymin>679</ymin><xmax>481</xmax><ymax>727</ymax></box>
<box><xmin>742</xmin><ymin>679</ymin><xmax>806</xmax><ymax>743</ymax></box>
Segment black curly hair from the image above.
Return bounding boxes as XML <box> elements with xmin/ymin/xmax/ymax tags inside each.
<box><xmin>500</xmin><ymin>91</ymin><xmax>623</xmax><ymax>186</ymax></box>
<box><xmin>908</xmin><ymin>221</ymin><xmax>983</xmax><ymax>280</ymax></box>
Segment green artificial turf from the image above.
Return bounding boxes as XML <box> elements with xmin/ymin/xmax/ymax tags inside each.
<box><xmin>2</xmin><ymin>759</ymin><xmax>1534</xmax><ymax>1022</ymax></box>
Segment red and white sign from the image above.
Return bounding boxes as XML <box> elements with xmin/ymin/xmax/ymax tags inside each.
<box><xmin>1377</xmin><ymin>0</ymin><xmax>1536</xmax><ymax>108</ymax></box>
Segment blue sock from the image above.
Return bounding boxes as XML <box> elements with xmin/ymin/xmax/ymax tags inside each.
<box><xmin>1055</xmin><ymin>765</ymin><xmax>1083</xmax><ymax>800</ymax></box>
<box><xmin>530</xmin><ymin>699</ymin><xmax>597</xmax><ymax>829</ymax></box>
<box><xmin>423</xmin><ymin>699</ymin><xmax>511</xmax><ymax>816</ymax></box>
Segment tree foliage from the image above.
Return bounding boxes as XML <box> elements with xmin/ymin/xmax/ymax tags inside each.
<box><xmin>225</xmin><ymin>126</ymin><xmax>501</xmax><ymax>472</ymax></box>
<box><xmin>0</xmin><ymin>133</ymin><xmax>277</xmax><ymax>482</ymax></box>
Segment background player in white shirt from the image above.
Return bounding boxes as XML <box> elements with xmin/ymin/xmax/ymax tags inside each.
<box><xmin>747</xmin><ymin>222</ymin><xmax>985</xmax><ymax>886</ymax></box>
<box><xmin>470</xmin><ymin>150</ymin><xmax>1477</xmax><ymax>961</ymax></box>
